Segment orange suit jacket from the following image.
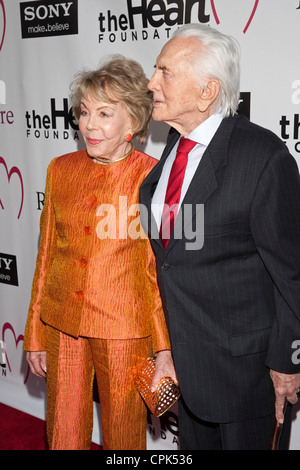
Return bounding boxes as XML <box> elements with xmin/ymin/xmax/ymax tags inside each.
<box><xmin>23</xmin><ymin>149</ymin><xmax>170</xmax><ymax>355</ymax></box>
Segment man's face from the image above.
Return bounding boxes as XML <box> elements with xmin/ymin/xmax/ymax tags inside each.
<box><xmin>148</xmin><ymin>37</ymin><xmax>204</xmax><ymax>134</ymax></box>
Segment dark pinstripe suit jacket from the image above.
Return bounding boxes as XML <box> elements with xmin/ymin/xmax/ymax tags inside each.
<box><xmin>140</xmin><ymin>114</ymin><xmax>300</xmax><ymax>423</ymax></box>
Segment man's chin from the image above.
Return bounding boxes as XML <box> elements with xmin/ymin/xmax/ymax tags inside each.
<box><xmin>152</xmin><ymin>109</ymin><xmax>165</xmax><ymax>122</ymax></box>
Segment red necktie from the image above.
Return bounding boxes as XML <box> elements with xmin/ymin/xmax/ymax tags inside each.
<box><xmin>160</xmin><ymin>137</ymin><xmax>197</xmax><ymax>249</ymax></box>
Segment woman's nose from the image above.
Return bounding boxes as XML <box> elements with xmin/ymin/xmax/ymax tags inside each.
<box><xmin>86</xmin><ymin>114</ymin><xmax>98</xmax><ymax>130</ymax></box>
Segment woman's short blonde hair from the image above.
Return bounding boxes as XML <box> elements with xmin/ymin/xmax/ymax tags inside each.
<box><xmin>70</xmin><ymin>55</ymin><xmax>153</xmax><ymax>144</ymax></box>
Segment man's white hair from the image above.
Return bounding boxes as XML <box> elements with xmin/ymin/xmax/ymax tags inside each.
<box><xmin>173</xmin><ymin>24</ymin><xmax>241</xmax><ymax>117</ymax></box>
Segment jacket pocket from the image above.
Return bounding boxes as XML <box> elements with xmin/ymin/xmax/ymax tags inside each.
<box><xmin>204</xmin><ymin>221</ymin><xmax>237</xmax><ymax>237</ymax></box>
<box><xmin>229</xmin><ymin>327</ymin><xmax>271</xmax><ymax>357</ymax></box>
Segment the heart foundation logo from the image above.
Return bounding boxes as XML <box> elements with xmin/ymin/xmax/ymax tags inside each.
<box><xmin>210</xmin><ymin>0</ymin><xmax>260</xmax><ymax>34</ymax></box>
<box><xmin>0</xmin><ymin>157</ymin><xmax>24</xmax><ymax>219</ymax></box>
<box><xmin>2</xmin><ymin>322</ymin><xmax>29</xmax><ymax>384</ymax></box>
<box><xmin>0</xmin><ymin>0</ymin><xmax>6</xmax><ymax>51</ymax></box>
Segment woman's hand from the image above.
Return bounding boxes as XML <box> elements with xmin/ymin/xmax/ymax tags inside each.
<box><xmin>26</xmin><ymin>351</ymin><xmax>47</xmax><ymax>378</ymax></box>
<box><xmin>150</xmin><ymin>350</ymin><xmax>178</xmax><ymax>392</ymax></box>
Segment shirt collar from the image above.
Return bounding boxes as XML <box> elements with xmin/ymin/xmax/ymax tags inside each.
<box><xmin>187</xmin><ymin>113</ymin><xmax>223</xmax><ymax>147</ymax></box>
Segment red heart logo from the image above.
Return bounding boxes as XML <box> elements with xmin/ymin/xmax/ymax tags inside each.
<box><xmin>2</xmin><ymin>322</ymin><xmax>29</xmax><ymax>384</ymax></box>
<box><xmin>210</xmin><ymin>0</ymin><xmax>260</xmax><ymax>34</ymax></box>
<box><xmin>0</xmin><ymin>157</ymin><xmax>24</xmax><ymax>219</ymax></box>
<box><xmin>0</xmin><ymin>0</ymin><xmax>6</xmax><ymax>51</ymax></box>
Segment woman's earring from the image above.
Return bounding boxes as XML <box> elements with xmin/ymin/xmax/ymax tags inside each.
<box><xmin>125</xmin><ymin>133</ymin><xmax>132</xmax><ymax>142</ymax></box>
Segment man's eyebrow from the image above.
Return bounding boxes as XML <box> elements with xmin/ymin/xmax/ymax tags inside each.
<box><xmin>154</xmin><ymin>64</ymin><xmax>170</xmax><ymax>72</ymax></box>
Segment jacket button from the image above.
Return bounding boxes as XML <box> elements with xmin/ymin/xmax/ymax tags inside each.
<box><xmin>87</xmin><ymin>195</ymin><xmax>97</xmax><ymax>207</ymax></box>
<box><xmin>75</xmin><ymin>290</ymin><xmax>84</xmax><ymax>300</ymax></box>
<box><xmin>79</xmin><ymin>256</ymin><xmax>88</xmax><ymax>268</ymax></box>
<box><xmin>83</xmin><ymin>226</ymin><xmax>92</xmax><ymax>236</ymax></box>
<box><xmin>162</xmin><ymin>262</ymin><xmax>170</xmax><ymax>270</ymax></box>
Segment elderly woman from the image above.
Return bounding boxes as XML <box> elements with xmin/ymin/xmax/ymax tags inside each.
<box><xmin>23</xmin><ymin>55</ymin><xmax>176</xmax><ymax>450</ymax></box>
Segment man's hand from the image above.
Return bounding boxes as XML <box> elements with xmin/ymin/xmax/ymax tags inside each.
<box><xmin>150</xmin><ymin>350</ymin><xmax>178</xmax><ymax>392</ymax></box>
<box><xmin>26</xmin><ymin>351</ymin><xmax>47</xmax><ymax>378</ymax></box>
<box><xmin>270</xmin><ymin>370</ymin><xmax>300</xmax><ymax>423</ymax></box>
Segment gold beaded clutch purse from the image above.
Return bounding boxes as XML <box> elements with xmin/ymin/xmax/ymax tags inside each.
<box><xmin>135</xmin><ymin>356</ymin><xmax>181</xmax><ymax>417</ymax></box>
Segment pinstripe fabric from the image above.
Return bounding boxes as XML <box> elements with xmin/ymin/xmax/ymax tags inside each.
<box><xmin>178</xmin><ymin>398</ymin><xmax>293</xmax><ymax>450</ymax></box>
<box><xmin>140</xmin><ymin>114</ymin><xmax>300</xmax><ymax>424</ymax></box>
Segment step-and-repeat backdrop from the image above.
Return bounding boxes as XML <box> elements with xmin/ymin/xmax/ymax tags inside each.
<box><xmin>0</xmin><ymin>0</ymin><xmax>300</xmax><ymax>450</ymax></box>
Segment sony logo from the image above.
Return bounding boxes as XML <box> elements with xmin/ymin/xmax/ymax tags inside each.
<box><xmin>0</xmin><ymin>253</ymin><xmax>18</xmax><ymax>286</ymax></box>
<box><xmin>0</xmin><ymin>257</ymin><xmax>13</xmax><ymax>270</ymax></box>
<box><xmin>23</xmin><ymin>2</ymin><xmax>74</xmax><ymax>21</ymax></box>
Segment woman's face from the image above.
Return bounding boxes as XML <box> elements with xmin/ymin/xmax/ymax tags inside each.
<box><xmin>79</xmin><ymin>93</ymin><xmax>133</xmax><ymax>161</ymax></box>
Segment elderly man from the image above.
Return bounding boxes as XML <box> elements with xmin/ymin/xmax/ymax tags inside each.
<box><xmin>140</xmin><ymin>24</ymin><xmax>300</xmax><ymax>450</ymax></box>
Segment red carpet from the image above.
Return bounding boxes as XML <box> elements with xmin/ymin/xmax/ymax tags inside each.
<box><xmin>0</xmin><ymin>403</ymin><xmax>101</xmax><ymax>450</ymax></box>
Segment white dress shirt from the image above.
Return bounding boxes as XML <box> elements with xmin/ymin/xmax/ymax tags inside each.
<box><xmin>151</xmin><ymin>113</ymin><xmax>223</xmax><ymax>228</ymax></box>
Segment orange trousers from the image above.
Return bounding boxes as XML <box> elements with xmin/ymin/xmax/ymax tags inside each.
<box><xmin>45</xmin><ymin>326</ymin><xmax>151</xmax><ymax>450</ymax></box>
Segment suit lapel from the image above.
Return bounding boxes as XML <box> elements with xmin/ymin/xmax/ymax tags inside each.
<box><xmin>140</xmin><ymin>116</ymin><xmax>238</xmax><ymax>257</ymax></box>
<box><xmin>164</xmin><ymin>148</ymin><xmax>218</xmax><ymax>254</ymax></box>
<box><xmin>166</xmin><ymin>117</ymin><xmax>237</xmax><ymax>254</ymax></box>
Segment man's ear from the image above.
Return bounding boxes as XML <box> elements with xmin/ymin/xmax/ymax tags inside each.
<box><xmin>197</xmin><ymin>79</ymin><xmax>220</xmax><ymax>113</ymax></box>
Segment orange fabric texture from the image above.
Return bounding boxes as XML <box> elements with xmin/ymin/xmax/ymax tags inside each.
<box><xmin>46</xmin><ymin>326</ymin><xmax>151</xmax><ymax>450</ymax></box>
<box><xmin>46</xmin><ymin>326</ymin><xmax>94</xmax><ymax>450</ymax></box>
<box><xmin>23</xmin><ymin>149</ymin><xmax>170</xmax><ymax>354</ymax></box>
